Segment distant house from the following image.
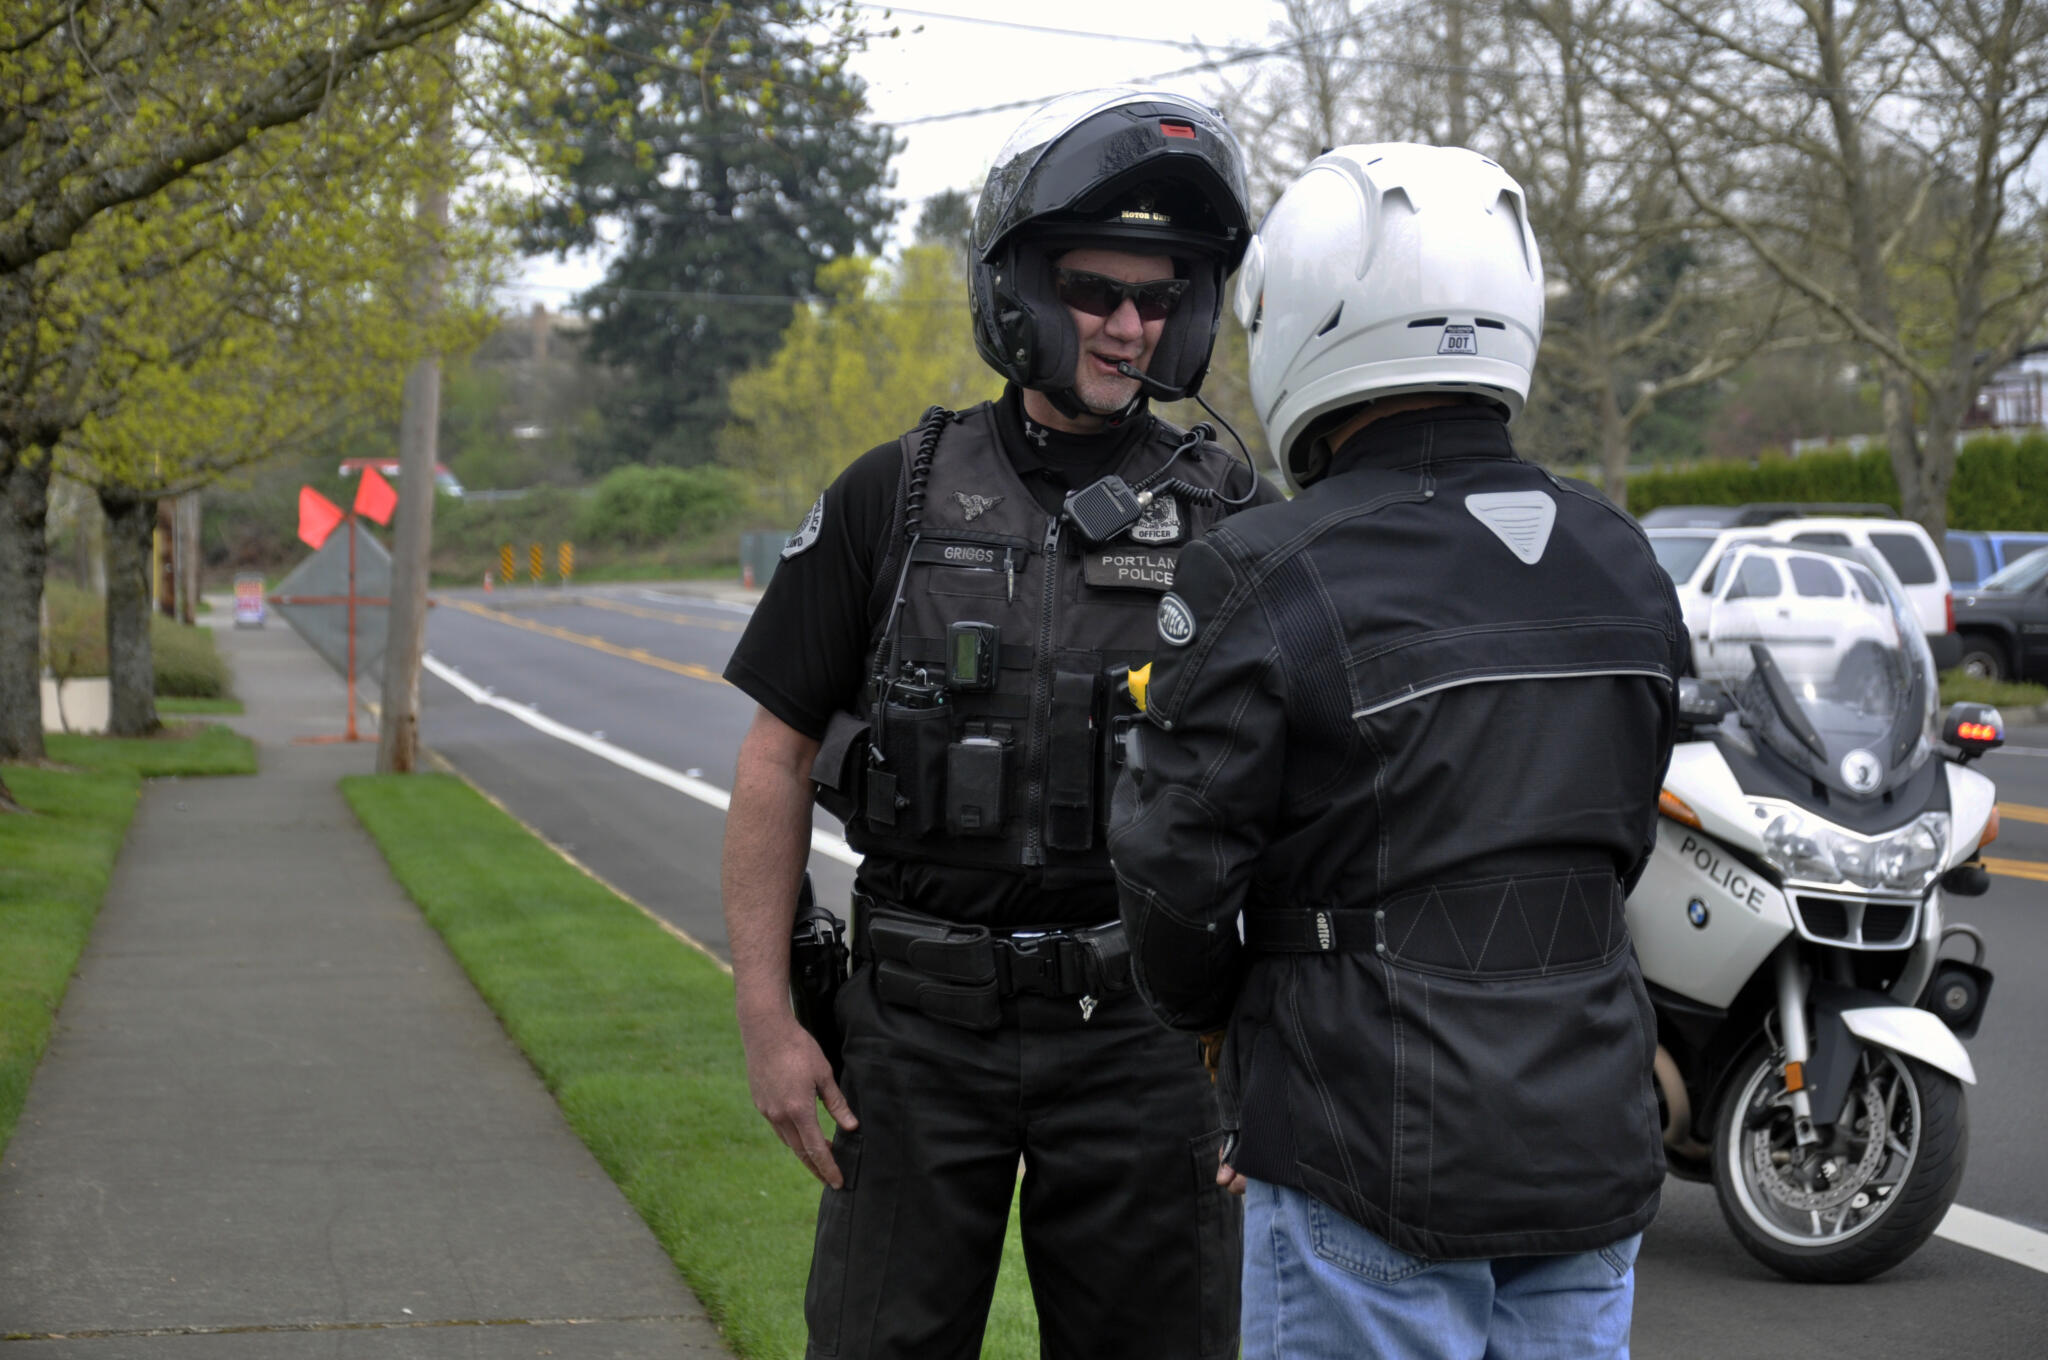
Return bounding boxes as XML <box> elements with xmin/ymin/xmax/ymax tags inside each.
<box><xmin>1965</xmin><ymin>343</ymin><xmax>2048</xmax><ymax>431</ymax></box>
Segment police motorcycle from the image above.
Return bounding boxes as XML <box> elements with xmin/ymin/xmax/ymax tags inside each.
<box><xmin>1625</xmin><ymin>540</ymin><xmax>2002</xmax><ymax>1282</ymax></box>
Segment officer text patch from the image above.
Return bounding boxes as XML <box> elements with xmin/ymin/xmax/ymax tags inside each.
<box><xmin>1083</xmin><ymin>548</ymin><xmax>1178</xmax><ymax>592</ymax></box>
<box><xmin>782</xmin><ymin>494</ymin><xmax>824</xmax><ymax>559</ymax></box>
<box><xmin>1158</xmin><ymin>591</ymin><xmax>1197</xmax><ymax>646</ymax></box>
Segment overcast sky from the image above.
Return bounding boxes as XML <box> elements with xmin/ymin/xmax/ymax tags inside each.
<box><xmin>503</xmin><ymin>1</ymin><xmax>1286</xmax><ymax>306</ymax></box>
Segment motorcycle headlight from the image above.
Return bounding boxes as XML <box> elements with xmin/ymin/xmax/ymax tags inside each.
<box><xmin>1756</xmin><ymin>806</ymin><xmax>1948</xmax><ymax>893</ymax></box>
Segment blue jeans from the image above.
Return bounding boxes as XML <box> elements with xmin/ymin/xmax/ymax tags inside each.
<box><xmin>1241</xmin><ymin>1179</ymin><xmax>1640</xmax><ymax>1360</ymax></box>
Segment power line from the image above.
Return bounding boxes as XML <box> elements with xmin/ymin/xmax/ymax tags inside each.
<box><xmin>854</xmin><ymin>4</ymin><xmax>1205</xmax><ymax>49</ymax></box>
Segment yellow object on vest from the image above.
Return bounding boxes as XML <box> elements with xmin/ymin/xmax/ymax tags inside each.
<box><xmin>1128</xmin><ymin>663</ymin><xmax>1152</xmax><ymax>713</ymax></box>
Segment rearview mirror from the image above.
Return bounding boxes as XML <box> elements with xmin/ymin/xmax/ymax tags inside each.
<box><xmin>1677</xmin><ymin>676</ymin><xmax>1732</xmax><ymax>725</ymax></box>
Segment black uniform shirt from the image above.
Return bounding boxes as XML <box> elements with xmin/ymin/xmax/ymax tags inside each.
<box><xmin>722</xmin><ymin>386</ymin><xmax>1163</xmax><ymax>926</ymax></box>
<box><xmin>725</xmin><ymin>385</ymin><xmax>1154</xmax><ymax>741</ymax></box>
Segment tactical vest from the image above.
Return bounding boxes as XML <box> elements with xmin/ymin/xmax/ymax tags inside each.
<box><xmin>824</xmin><ymin>401</ymin><xmax>1246</xmax><ymax>877</ymax></box>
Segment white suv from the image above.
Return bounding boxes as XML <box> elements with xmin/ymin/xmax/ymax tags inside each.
<box><xmin>1647</xmin><ymin>514</ymin><xmax>1958</xmax><ymax>669</ymax></box>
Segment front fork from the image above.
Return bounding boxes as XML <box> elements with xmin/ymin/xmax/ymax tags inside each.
<box><xmin>1773</xmin><ymin>942</ymin><xmax>1822</xmax><ymax>1146</ymax></box>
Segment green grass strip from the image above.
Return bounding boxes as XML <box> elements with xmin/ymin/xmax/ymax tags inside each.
<box><xmin>342</xmin><ymin>773</ymin><xmax>1041</xmax><ymax>1359</ymax></box>
<box><xmin>158</xmin><ymin>696</ymin><xmax>245</xmax><ymax>716</ymax></box>
<box><xmin>0</xmin><ymin>725</ymin><xmax>259</xmax><ymax>1158</ymax></box>
<box><xmin>1938</xmin><ymin>671</ymin><xmax>2048</xmax><ymax>711</ymax></box>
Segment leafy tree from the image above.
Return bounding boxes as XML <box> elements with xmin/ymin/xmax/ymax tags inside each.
<box><xmin>0</xmin><ymin>0</ymin><xmax>491</xmax><ymax>767</ymax></box>
<box><xmin>523</xmin><ymin>0</ymin><xmax>899</xmax><ymax>472</ymax></box>
<box><xmin>718</xmin><ymin>245</ymin><xmax>999</xmax><ymax>521</ymax></box>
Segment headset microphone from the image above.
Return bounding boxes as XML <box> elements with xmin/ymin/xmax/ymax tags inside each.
<box><xmin>1115</xmin><ymin>360</ymin><xmax>1188</xmax><ymax>402</ymax></box>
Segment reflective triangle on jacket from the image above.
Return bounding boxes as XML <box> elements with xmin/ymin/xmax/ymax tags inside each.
<box><xmin>1464</xmin><ymin>491</ymin><xmax>1556</xmax><ymax>564</ymax></box>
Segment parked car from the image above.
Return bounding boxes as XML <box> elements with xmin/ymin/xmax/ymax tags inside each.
<box><xmin>1650</xmin><ymin>513</ymin><xmax>1958</xmax><ymax>668</ymax></box>
<box><xmin>1954</xmin><ymin>547</ymin><xmax>2048</xmax><ymax>682</ymax></box>
<box><xmin>1943</xmin><ymin>530</ymin><xmax>2048</xmax><ymax>589</ymax></box>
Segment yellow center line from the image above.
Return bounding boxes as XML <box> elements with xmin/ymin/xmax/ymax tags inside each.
<box><xmin>1983</xmin><ymin>856</ymin><xmax>2048</xmax><ymax>884</ymax></box>
<box><xmin>562</xmin><ymin>593</ymin><xmax>747</xmax><ymax>633</ymax></box>
<box><xmin>1996</xmin><ymin>801</ymin><xmax>2048</xmax><ymax>826</ymax></box>
<box><xmin>443</xmin><ymin>597</ymin><xmax>729</xmax><ymax>687</ymax></box>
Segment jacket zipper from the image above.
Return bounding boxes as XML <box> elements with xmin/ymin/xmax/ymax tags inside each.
<box><xmin>1023</xmin><ymin>515</ymin><xmax>1061</xmax><ymax>866</ymax></box>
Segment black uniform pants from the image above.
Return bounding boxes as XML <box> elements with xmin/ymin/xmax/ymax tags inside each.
<box><xmin>804</xmin><ymin>962</ymin><xmax>1242</xmax><ymax>1359</ymax></box>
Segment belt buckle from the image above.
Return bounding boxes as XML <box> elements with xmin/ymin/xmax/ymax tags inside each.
<box><xmin>1002</xmin><ymin>933</ymin><xmax>1070</xmax><ymax>996</ymax></box>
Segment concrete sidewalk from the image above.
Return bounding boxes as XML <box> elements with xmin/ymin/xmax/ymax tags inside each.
<box><xmin>0</xmin><ymin>620</ymin><xmax>734</xmax><ymax>1357</ymax></box>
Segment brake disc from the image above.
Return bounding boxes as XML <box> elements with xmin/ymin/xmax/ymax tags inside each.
<box><xmin>1748</xmin><ymin>1073</ymin><xmax>1893</xmax><ymax>1215</ymax></box>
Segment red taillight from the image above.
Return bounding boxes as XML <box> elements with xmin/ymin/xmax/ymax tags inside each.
<box><xmin>1161</xmin><ymin>121</ymin><xmax>1196</xmax><ymax>139</ymax></box>
<box><xmin>1946</xmin><ymin>593</ymin><xmax>1955</xmax><ymax>633</ymax></box>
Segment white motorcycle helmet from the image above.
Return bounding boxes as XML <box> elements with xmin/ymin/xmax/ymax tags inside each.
<box><xmin>1234</xmin><ymin>144</ymin><xmax>1545</xmax><ymax>492</ymax></box>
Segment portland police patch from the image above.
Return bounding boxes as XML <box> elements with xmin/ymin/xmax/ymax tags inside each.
<box><xmin>782</xmin><ymin>494</ymin><xmax>824</xmax><ymax>559</ymax></box>
<box><xmin>1157</xmin><ymin>591</ymin><xmax>1196</xmax><ymax>647</ymax></box>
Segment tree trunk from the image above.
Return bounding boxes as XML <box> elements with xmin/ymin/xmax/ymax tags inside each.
<box><xmin>378</xmin><ymin>354</ymin><xmax>440</xmax><ymax>773</ymax></box>
<box><xmin>1598</xmin><ymin>384</ymin><xmax>1631</xmax><ymax>507</ymax></box>
<box><xmin>101</xmin><ymin>488</ymin><xmax>161</xmax><ymax>738</ymax></box>
<box><xmin>378</xmin><ymin>110</ymin><xmax>450</xmax><ymax>776</ymax></box>
<box><xmin>1878</xmin><ymin>366</ymin><xmax>1929</xmax><ymax>528</ymax></box>
<box><xmin>0</xmin><ymin>447</ymin><xmax>53</xmax><ymax>763</ymax></box>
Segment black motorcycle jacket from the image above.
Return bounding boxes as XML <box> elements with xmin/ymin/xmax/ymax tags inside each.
<box><xmin>1110</xmin><ymin>405</ymin><xmax>1686</xmax><ymax>1259</ymax></box>
<box><xmin>810</xmin><ymin>399</ymin><xmax>1266</xmax><ymax>922</ymax></box>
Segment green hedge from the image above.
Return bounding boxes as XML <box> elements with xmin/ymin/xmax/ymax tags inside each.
<box><xmin>40</xmin><ymin>583</ymin><xmax>229</xmax><ymax>698</ymax></box>
<box><xmin>1626</xmin><ymin>431</ymin><xmax>2048</xmax><ymax>529</ymax></box>
<box><xmin>576</xmin><ymin>465</ymin><xmax>748</xmax><ymax>546</ymax></box>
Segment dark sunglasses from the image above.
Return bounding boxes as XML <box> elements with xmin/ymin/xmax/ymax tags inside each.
<box><xmin>1054</xmin><ymin>268</ymin><xmax>1188</xmax><ymax>322</ymax></box>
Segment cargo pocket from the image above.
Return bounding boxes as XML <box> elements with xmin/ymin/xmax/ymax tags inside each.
<box><xmin>802</xmin><ymin>1131</ymin><xmax>863</xmax><ymax>1357</ymax></box>
<box><xmin>1190</xmin><ymin>1129</ymin><xmax>1244</xmax><ymax>1358</ymax></box>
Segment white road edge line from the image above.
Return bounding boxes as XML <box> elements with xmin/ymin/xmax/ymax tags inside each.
<box><xmin>1935</xmin><ymin>1205</ymin><xmax>2048</xmax><ymax>1274</ymax></box>
<box><xmin>1987</xmin><ymin>745</ymin><xmax>2048</xmax><ymax>758</ymax></box>
<box><xmin>423</xmin><ymin>652</ymin><xmax>859</xmax><ymax>869</ymax></box>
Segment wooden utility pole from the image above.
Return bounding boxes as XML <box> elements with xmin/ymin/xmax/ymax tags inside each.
<box><xmin>377</xmin><ymin>105</ymin><xmax>449</xmax><ymax>775</ymax></box>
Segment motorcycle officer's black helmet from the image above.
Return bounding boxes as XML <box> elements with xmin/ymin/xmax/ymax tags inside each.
<box><xmin>969</xmin><ymin>88</ymin><xmax>1251</xmax><ymax>419</ymax></box>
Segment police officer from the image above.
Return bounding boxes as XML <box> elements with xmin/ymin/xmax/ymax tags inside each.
<box><xmin>719</xmin><ymin>88</ymin><xmax>1275</xmax><ymax>1360</ymax></box>
<box><xmin>1110</xmin><ymin>145</ymin><xmax>1687</xmax><ymax>1359</ymax></box>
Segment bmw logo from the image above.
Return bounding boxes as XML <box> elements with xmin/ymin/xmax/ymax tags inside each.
<box><xmin>1840</xmin><ymin>748</ymin><xmax>1883</xmax><ymax>793</ymax></box>
<box><xmin>1687</xmin><ymin>899</ymin><xmax>1710</xmax><ymax>929</ymax></box>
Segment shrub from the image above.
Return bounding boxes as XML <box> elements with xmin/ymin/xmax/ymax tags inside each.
<box><xmin>576</xmin><ymin>465</ymin><xmax>749</xmax><ymax>546</ymax></box>
<box><xmin>150</xmin><ymin>616</ymin><xmax>228</xmax><ymax>698</ymax></box>
<box><xmin>41</xmin><ymin>582</ymin><xmax>106</xmax><ymax>682</ymax></box>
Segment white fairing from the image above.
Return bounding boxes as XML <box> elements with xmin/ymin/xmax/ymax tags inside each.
<box><xmin>1944</xmin><ymin>762</ymin><xmax>1998</xmax><ymax>868</ymax></box>
<box><xmin>1841</xmin><ymin>1006</ymin><xmax>1977</xmax><ymax>1085</ymax></box>
<box><xmin>1627</xmin><ymin>812</ymin><xmax>1794</xmax><ymax>1008</ymax></box>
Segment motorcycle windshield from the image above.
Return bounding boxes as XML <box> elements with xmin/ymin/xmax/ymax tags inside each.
<box><xmin>1700</xmin><ymin>543</ymin><xmax>1936</xmax><ymax>797</ymax></box>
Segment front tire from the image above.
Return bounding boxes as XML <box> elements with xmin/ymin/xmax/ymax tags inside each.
<box><xmin>1711</xmin><ymin>1040</ymin><xmax>1966</xmax><ymax>1282</ymax></box>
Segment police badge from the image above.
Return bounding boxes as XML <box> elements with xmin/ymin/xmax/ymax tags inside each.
<box><xmin>782</xmin><ymin>494</ymin><xmax>824</xmax><ymax>559</ymax></box>
<box><xmin>1130</xmin><ymin>493</ymin><xmax>1183</xmax><ymax>544</ymax></box>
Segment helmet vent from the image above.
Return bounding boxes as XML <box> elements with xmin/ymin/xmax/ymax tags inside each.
<box><xmin>1407</xmin><ymin>317</ymin><xmax>1449</xmax><ymax>328</ymax></box>
<box><xmin>1315</xmin><ymin>302</ymin><xmax>1344</xmax><ymax>337</ymax></box>
<box><xmin>1476</xmin><ymin>318</ymin><xmax>1506</xmax><ymax>329</ymax></box>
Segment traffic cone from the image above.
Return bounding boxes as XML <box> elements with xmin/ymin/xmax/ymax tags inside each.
<box><xmin>484</xmin><ymin>570</ymin><xmax>494</xmax><ymax>593</ymax></box>
<box><xmin>743</xmin><ymin>562</ymin><xmax>755</xmax><ymax>589</ymax></box>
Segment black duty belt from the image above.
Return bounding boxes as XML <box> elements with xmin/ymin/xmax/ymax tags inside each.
<box><xmin>1244</xmin><ymin>907</ymin><xmax>1382</xmax><ymax>954</ymax></box>
<box><xmin>853</xmin><ymin>896</ymin><xmax>1132</xmax><ymax>1030</ymax></box>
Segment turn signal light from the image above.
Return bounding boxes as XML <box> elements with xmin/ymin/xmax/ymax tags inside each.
<box><xmin>1658</xmin><ymin>790</ymin><xmax>1701</xmax><ymax>828</ymax></box>
<box><xmin>1957</xmin><ymin>721</ymin><xmax>2000</xmax><ymax>742</ymax></box>
<box><xmin>1982</xmin><ymin>806</ymin><xmax>2000</xmax><ymax>849</ymax></box>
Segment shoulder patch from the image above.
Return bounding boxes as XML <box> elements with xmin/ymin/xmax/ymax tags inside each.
<box><xmin>782</xmin><ymin>494</ymin><xmax>825</xmax><ymax>559</ymax></box>
<box><xmin>1157</xmin><ymin>591</ymin><xmax>1197</xmax><ymax>647</ymax></box>
<box><xmin>1465</xmin><ymin>490</ymin><xmax>1556</xmax><ymax>565</ymax></box>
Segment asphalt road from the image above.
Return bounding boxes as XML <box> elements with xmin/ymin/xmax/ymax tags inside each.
<box><xmin>414</xmin><ymin>582</ymin><xmax>2048</xmax><ymax>1357</ymax></box>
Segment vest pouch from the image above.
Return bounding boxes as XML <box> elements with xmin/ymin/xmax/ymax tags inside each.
<box><xmin>866</xmin><ymin>697</ymin><xmax>949</xmax><ymax>838</ymax></box>
<box><xmin>945</xmin><ymin>736</ymin><xmax>1009</xmax><ymax>837</ymax></box>
<box><xmin>1044</xmin><ymin>670</ymin><xmax>1099</xmax><ymax>852</ymax></box>
<box><xmin>810</xmin><ymin>710</ymin><xmax>871</xmax><ymax>823</ymax></box>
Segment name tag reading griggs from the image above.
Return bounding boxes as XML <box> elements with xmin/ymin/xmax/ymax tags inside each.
<box><xmin>1082</xmin><ymin>548</ymin><xmax>1180</xmax><ymax>591</ymax></box>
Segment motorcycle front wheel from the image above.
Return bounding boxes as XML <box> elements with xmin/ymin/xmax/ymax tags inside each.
<box><xmin>1712</xmin><ymin>1040</ymin><xmax>1967</xmax><ymax>1282</ymax></box>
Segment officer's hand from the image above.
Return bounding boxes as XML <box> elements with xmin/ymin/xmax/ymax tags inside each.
<box><xmin>739</xmin><ymin>1013</ymin><xmax>858</xmax><ymax>1188</ymax></box>
<box><xmin>1217</xmin><ymin>1147</ymin><xmax>1247</xmax><ymax>1197</ymax></box>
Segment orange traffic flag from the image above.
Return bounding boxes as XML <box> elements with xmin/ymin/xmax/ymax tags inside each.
<box><xmin>354</xmin><ymin>465</ymin><xmax>399</xmax><ymax>526</ymax></box>
<box><xmin>298</xmin><ymin>486</ymin><xmax>345</xmax><ymax>550</ymax></box>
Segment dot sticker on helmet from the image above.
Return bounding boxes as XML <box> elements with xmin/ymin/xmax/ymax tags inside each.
<box><xmin>1438</xmin><ymin>324</ymin><xmax>1478</xmax><ymax>356</ymax></box>
<box><xmin>1158</xmin><ymin>592</ymin><xmax>1197</xmax><ymax>647</ymax></box>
